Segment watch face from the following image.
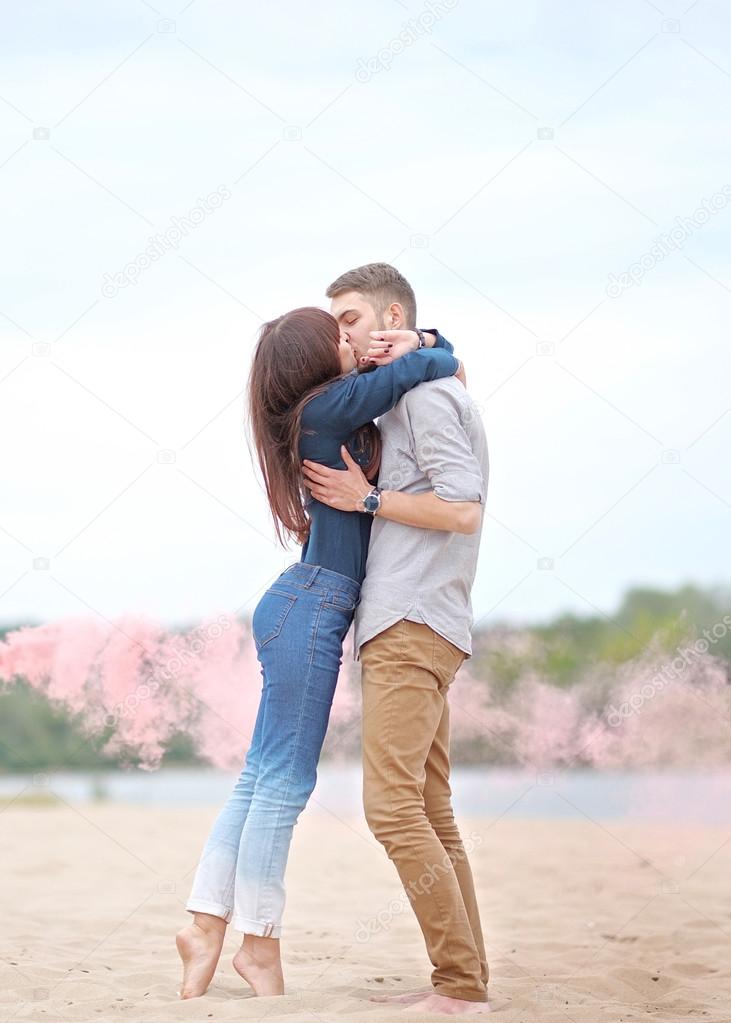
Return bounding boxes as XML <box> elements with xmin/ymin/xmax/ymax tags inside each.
<box><xmin>364</xmin><ymin>493</ymin><xmax>379</xmax><ymax>513</ymax></box>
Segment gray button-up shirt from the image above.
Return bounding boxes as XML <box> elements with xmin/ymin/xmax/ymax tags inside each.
<box><xmin>354</xmin><ymin>376</ymin><xmax>489</xmax><ymax>657</ymax></box>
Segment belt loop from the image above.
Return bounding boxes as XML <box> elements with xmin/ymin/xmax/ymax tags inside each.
<box><xmin>302</xmin><ymin>565</ymin><xmax>319</xmax><ymax>588</ymax></box>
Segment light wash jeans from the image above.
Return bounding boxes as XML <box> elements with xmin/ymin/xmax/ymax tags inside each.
<box><xmin>185</xmin><ymin>563</ymin><xmax>360</xmax><ymax>937</ymax></box>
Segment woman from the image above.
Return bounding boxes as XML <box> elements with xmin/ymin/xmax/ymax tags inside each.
<box><xmin>176</xmin><ymin>307</ymin><xmax>460</xmax><ymax>998</ymax></box>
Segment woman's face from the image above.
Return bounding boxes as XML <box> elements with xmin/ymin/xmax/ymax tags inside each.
<box><xmin>337</xmin><ymin>332</ymin><xmax>357</xmax><ymax>374</ymax></box>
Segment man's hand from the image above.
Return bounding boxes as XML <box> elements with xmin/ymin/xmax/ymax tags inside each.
<box><xmin>302</xmin><ymin>446</ymin><xmax>372</xmax><ymax>512</ymax></box>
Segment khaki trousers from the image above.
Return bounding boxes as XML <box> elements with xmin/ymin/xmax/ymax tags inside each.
<box><xmin>360</xmin><ymin>619</ymin><xmax>488</xmax><ymax>1003</ymax></box>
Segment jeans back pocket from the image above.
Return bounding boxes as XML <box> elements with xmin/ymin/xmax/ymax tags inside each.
<box><xmin>252</xmin><ymin>589</ymin><xmax>297</xmax><ymax>650</ymax></box>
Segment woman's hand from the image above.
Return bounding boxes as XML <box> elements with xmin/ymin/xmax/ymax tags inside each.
<box><xmin>361</xmin><ymin>329</ymin><xmax>420</xmax><ymax>367</ymax></box>
<box><xmin>365</xmin><ymin>331</ymin><xmax>467</xmax><ymax>389</ymax></box>
<box><xmin>302</xmin><ymin>446</ymin><xmax>372</xmax><ymax>512</ymax></box>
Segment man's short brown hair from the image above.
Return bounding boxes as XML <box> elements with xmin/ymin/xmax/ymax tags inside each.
<box><xmin>326</xmin><ymin>262</ymin><xmax>417</xmax><ymax>328</ymax></box>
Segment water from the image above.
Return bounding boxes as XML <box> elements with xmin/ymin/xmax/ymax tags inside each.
<box><xmin>3</xmin><ymin>764</ymin><xmax>731</xmax><ymax>824</ymax></box>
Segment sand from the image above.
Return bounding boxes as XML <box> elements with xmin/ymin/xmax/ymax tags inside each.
<box><xmin>3</xmin><ymin>798</ymin><xmax>731</xmax><ymax>1022</ymax></box>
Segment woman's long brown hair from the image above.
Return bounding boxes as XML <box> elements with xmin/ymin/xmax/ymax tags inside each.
<box><xmin>247</xmin><ymin>307</ymin><xmax>381</xmax><ymax>547</ymax></box>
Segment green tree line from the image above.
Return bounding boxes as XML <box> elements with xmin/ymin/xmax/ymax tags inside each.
<box><xmin>1</xmin><ymin>583</ymin><xmax>728</xmax><ymax>772</ymax></box>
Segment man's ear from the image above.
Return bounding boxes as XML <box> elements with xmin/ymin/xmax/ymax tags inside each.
<box><xmin>385</xmin><ymin>302</ymin><xmax>405</xmax><ymax>328</ymax></box>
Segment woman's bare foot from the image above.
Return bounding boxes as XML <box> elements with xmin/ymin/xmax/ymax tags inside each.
<box><xmin>370</xmin><ymin>989</ymin><xmax>432</xmax><ymax>1004</ymax></box>
<box><xmin>176</xmin><ymin>913</ymin><xmax>226</xmax><ymax>999</ymax></box>
<box><xmin>404</xmin><ymin>992</ymin><xmax>490</xmax><ymax>1014</ymax></box>
<box><xmin>232</xmin><ymin>934</ymin><xmax>284</xmax><ymax>996</ymax></box>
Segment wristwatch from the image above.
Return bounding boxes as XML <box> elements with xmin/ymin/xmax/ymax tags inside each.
<box><xmin>415</xmin><ymin>328</ymin><xmax>427</xmax><ymax>349</ymax></box>
<box><xmin>362</xmin><ymin>486</ymin><xmax>382</xmax><ymax>516</ymax></box>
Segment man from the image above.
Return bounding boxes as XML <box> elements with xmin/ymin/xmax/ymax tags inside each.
<box><xmin>302</xmin><ymin>263</ymin><xmax>490</xmax><ymax>1014</ymax></box>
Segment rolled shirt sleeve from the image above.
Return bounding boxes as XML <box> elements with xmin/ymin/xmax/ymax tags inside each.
<box><xmin>400</xmin><ymin>384</ymin><xmax>486</xmax><ymax>503</ymax></box>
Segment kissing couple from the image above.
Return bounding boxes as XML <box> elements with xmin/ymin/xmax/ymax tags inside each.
<box><xmin>177</xmin><ymin>262</ymin><xmax>490</xmax><ymax>1014</ymax></box>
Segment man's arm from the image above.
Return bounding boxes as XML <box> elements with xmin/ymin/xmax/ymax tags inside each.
<box><xmin>302</xmin><ymin>446</ymin><xmax>481</xmax><ymax>535</ymax></box>
<box><xmin>374</xmin><ymin>488</ymin><xmax>480</xmax><ymax>534</ymax></box>
<box><xmin>401</xmin><ymin>381</ymin><xmax>484</xmax><ymax>517</ymax></box>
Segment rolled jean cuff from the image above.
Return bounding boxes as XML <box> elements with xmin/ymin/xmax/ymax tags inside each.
<box><xmin>233</xmin><ymin>915</ymin><xmax>282</xmax><ymax>939</ymax></box>
<box><xmin>186</xmin><ymin>899</ymin><xmax>233</xmax><ymax>923</ymax></box>
<box><xmin>435</xmin><ymin>983</ymin><xmax>488</xmax><ymax>1003</ymax></box>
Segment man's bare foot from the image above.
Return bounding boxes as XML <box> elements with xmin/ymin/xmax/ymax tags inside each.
<box><xmin>370</xmin><ymin>989</ymin><xmax>432</xmax><ymax>1004</ymax></box>
<box><xmin>404</xmin><ymin>992</ymin><xmax>490</xmax><ymax>1014</ymax></box>
<box><xmin>232</xmin><ymin>933</ymin><xmax>284</xmax><ymax>996</ymax></box>
<box><xmin>176</xmin><ymin>913</ymin><xmax>226</xmax><ymax>999</ymax></box>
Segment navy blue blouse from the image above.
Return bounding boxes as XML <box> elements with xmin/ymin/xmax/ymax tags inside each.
<box><xmin>298</xmin><ymin>333</ymin><xmax>457</xmax><ymax>584</ymax></box>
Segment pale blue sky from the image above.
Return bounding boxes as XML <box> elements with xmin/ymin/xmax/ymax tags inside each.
<box><xmin>1</xmin><ymin>0</ymin><xmax>729</xmax><ymax>630</ymax></box>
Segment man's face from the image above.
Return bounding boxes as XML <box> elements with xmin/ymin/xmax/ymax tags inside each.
<box><xmin>329</xmin><ymin>290</ymin><xmax>383</xmax><ymax>365</ymax></box>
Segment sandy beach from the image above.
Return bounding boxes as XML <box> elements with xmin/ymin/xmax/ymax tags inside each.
<box><xmin>3</xmin><ymin>799</ymin><xmax>731</xmax><ymax>1022</ymax></box>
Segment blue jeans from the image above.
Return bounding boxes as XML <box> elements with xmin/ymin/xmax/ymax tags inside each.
<box><xmin>185</xmin><ymin>563</ymin><xmax>360</xmax><ymax>937</ymax></box>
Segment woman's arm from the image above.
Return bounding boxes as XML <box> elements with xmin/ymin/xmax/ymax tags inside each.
<box><xmin>302</xmin><ymin>447</ymin><xmax>481</xmax><ymax>535</ymax></box>
<box><xmin>429</xmin><ymin>329</ymin><xmax>455</xmax><ymax>354</ymax></box>
<box><xmin>301</xmin><ymin>344</ymin><xmax>460</xmax><ymax>438</ymax></box>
